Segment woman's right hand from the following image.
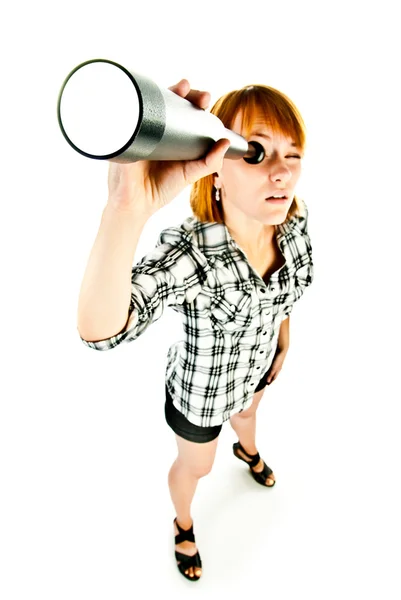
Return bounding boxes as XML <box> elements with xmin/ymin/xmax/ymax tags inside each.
<box><xmin>106</xmin><ymin>79</ymin><xmax>231</xmax><ymax>217</ymax></box>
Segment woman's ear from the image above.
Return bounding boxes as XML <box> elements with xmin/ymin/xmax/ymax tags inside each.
<box><xmin>213</xmin><ymin>172</ymin><xmax>222</xmax><ymax>189</ymax></box>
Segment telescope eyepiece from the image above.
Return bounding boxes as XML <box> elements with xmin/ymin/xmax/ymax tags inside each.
<box><xmin>243</xmin><ymin>141</ymin><xmax>265</xmax><ymax>164</ymax></box>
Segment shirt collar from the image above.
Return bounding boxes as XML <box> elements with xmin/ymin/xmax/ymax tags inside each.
<box><xmin>186</xmin><ymin>215</ymin><xmax>295</xmax><ymax>257</ymax></box>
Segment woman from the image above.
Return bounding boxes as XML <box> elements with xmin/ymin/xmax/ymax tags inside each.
<box><xmin>78</xmin><ymin>79</ymin><xmax>314</xmax><ymax>581</ymax></box>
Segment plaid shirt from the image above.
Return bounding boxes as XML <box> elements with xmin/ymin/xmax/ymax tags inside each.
<box><xmin>82</xmin><ymin>204</ymin><xmax>314</xmax><ymax>427</ymax></box>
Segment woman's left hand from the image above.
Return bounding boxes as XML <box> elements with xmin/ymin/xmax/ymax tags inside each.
<box><xmin>266</xmin><ymin>347</ymin><xmax>288</xmax><ymax>384</ymax></box>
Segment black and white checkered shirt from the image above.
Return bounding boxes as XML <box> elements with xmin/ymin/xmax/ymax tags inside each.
<box><xmin>82</xmin><ymin>205</ymin><xmax>314</xmax><ymax>426</ymax></box>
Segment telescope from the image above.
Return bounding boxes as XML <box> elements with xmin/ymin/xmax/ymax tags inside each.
<box><xmin>57</xmin><ymin>59</ymin><xmax>263</xmax><ymax>164</ymax></box>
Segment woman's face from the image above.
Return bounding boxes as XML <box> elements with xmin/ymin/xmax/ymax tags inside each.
<box><xmin>215</xmin><ymin>111</ymin><xmax>303</xmax><ymax>226</ymax></box>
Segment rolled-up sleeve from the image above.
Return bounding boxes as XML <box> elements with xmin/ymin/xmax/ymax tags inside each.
<box><xmin>81</xmin><ymin>228</ymin><xmax>207</xmax><ymax>351</ymax></box>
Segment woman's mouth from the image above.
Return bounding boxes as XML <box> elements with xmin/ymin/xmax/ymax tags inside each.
<box><xmin>265</xmin><ymin>196</ymin><xmax>288</xmax><ymax>204</ymax></box>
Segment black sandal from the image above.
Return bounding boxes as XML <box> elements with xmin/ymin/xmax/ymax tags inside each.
<box><xmin>233</xmin><ymin>441</ymin><xmax>276</xmax><ymax>487</ymax></box>
<box><xmin>174</xmin><ymin>518</ymin><xmax>202</xmax><ymax>581</ymax></box>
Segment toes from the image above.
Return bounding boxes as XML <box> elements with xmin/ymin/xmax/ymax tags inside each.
<box><xmin>184</xmin><ymin>566</ymin><xmax>201</xmax><ymax>579</ymax></box>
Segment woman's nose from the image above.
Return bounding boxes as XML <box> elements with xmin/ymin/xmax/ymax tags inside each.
<box><xmin>269</xmin><ymin>162</ymin><xmax>292</xmax><ymax>182</ymax></box>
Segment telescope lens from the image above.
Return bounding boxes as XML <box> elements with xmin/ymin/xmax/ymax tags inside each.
<box><xmin>58</xmin><ymin>61</ymin><xmax>141</xmax><ymax>158</ymax></box>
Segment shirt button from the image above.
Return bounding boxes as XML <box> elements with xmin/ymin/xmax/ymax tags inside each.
<box><xmin>256</xmin><ymin>366</ymin><xmax>261</xmax><ymax>370</ymax></box>
<box><xmin>260</xmin><ymin>350</ymin><xmax>264</xmax><ymax>354</ymax></box>
<box><xmin>263</xmin><ymin>332</ymin><xmax>267</xmax><ymax>336</ymax></box>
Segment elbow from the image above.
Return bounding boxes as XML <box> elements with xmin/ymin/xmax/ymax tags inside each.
<box><xmin>77</xmin><ymin>314</ymin><xmax>130</xmax><ymax>344</ymax></box>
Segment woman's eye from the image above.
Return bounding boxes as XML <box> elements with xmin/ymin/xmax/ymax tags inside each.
<box><xmin>243</xmin><ymin>141</ymin><xmax>302</xmax><ymax>165</ymax></box>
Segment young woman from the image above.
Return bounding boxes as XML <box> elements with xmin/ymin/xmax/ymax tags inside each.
<box><xmin>78</xmin><ymin>79</ymin><xmax>314</xmax><ymax>581</ymax></box>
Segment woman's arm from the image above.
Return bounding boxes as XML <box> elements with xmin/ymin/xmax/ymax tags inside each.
<box><xmin>77</xmin><ymin>204</ymin><xmax>149</xmax><ymax>342</ymax></box>
<box><xmin>277</xmin><ymin>315</ymin><xmax>290</xmax><ymax>351</ymax></box>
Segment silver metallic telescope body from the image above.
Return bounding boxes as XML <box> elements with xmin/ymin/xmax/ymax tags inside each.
<box><xmin>57</xmin><ymin>59</ymin><xmax>256</xmax><ymax>163</ymax></box>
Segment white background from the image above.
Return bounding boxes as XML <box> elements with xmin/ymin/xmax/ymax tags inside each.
<box><xmin>1</xmin><ymin>1</ymin><xmax>400</xmax><ymax>598</ymax></box>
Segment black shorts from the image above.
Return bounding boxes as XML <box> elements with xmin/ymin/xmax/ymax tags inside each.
<box><xmin>164</xmin><ymin>370</ymin><xmax>270</xmax><ymax>444</ymax></box>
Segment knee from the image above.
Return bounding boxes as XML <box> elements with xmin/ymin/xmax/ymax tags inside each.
<box><xmin>177</xmin><ymin>457</ymin><xmax>213</xmax><ymax>480</ymax></box>
<box><xmin>199</xmin><ymin>468</ymin><xmax>212</xmax><ymax>479</ymax></box>
<box><xmin>231</xmin><ymin>407</ymin><xmax>256</xmax><ymax>421</ymax></box>
<box><xmin>191</xmin><ymin>461</ymin><xmax>214</xmax><ymax>479</ymax></box>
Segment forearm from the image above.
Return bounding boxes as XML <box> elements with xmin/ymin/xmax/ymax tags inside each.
<box><xmin>277</xmin><ymin>315</ymin><xmax>290</xmax><ymax>351</ymax></box>
<box><xmin>77</xmin><ymin>203</ymin><xmax>149</xmax><ymax>342</ymax></box>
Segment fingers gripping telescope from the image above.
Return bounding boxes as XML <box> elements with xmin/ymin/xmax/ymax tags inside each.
<box><xmin>57</xmin><ymin>59</ymin><xmax>262</xmax><ymax>163</ymax></box>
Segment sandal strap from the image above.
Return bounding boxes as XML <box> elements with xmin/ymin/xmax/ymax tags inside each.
<box><xmin>234</xmin><ymin>441</ymin><xmax>261</xmax><ymax>468</ymax></box>
<box><xmin>175</xmin><ymin>531</ymin><xmax>195</xmax><ymax>544</ymax></box>
<box><xmin>251</xmin><ymin>461</ymin><xmax>274</xmax><ymax>485</ymax></box>
<box><xmin>174</xmin><ymin>518</ymin><xmax>195</xmax><ymax>544</ymax></box>
<box><xmin>175</xmin><ymin>550</ymin><xmax>202</xmax><ymax>569</ymax></box>
<box><xmin>247</xmin><ymin>454</ymin><xmax>261</xmax><ymax>468</ymax></box>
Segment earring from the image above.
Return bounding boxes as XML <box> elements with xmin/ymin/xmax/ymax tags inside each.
<box><xmin>214</xmin><ymin>187</ymin><xmax>220</xmax><ymax>202</ymax></box>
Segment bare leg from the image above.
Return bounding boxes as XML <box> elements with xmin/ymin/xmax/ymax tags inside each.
<box><xmin>229</xmin><ymin>387</ymin><xmax>275</xmax><ymax>486</ymax></box>
<box><xmin>168</xmin><ymin>434</ymin><xmax>219</xmax><ymax>579</ymax></box>
<box><xmin>230</xmin><ymin>409</ymin><xmax>258</xmax><ymax>454</ymax></box>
